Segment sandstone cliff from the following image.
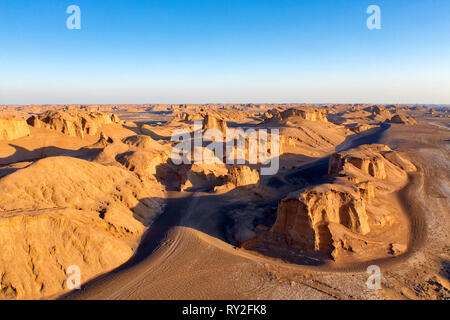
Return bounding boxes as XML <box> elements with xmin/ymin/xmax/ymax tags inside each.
<box><xmin>0</xmin><ymin>118</ymin><xmax>30</xmax><ymax>141</ymax></box>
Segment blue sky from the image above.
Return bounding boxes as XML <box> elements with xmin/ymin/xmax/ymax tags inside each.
<box><xmin>0</xmin><ymin>0</ymin><xmax>449</xmax><ymax>104</ymax></box>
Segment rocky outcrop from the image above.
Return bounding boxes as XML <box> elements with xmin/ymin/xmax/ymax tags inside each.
<box><xmin>363</xmin><ymin>105</ymin><xmax>388</xmax><ymax>115</ymax></box>
<box><xmin>117</xmin><ymin>135</ymin><xmax>170</xmax><ymax>177</ymax></box>
<box><xmin>329</xmin><ymin>144</ymin><xmax>391</xmax><ymax>179</ymax></box>
<box><xmin>347</xmin><ymin>123</ymin><xmax>378</xmax><ymax>133</ymax></box>
<box><xmin>180</xmin><ymin>163</ymin><xmax>228</xmax><ymax>191</ymax></box>
<box><xmin>27</xmin><ymin>110</ymin><xmax>114</xmax><ymax>139</ymax></box>
<box><xmin>173</xmin><ymin>112</ymin><xmax>203</xmax><ymax>122</ymax></box>
<box><xmin>271</xmin><ymin>183</ymin><xmax>370</xmax><ymax>253</ymax></box>
<box><xmin>356</xmin><ymin>181</ymin><xmax>375</xmax><ymax>204</ymax></box>
<box><xmin>381</xmin><ymin>150</ymin><xmax>417</xmax><ymax>172</ymax></box>
<box><xmin>226</xmin><ymin>165</ymin><xmax>260</xmax><ymax>187</ymax></box>
<box><xmin>263</xmin><ymin>108</ymin><xmax>328</xmax><ymax>124</ymax></box>
<box><xmin>213</xmin><ymin>165</ymin><xmax>260</xmax><ymax>193</ymax></box>
<box><xmin>123</xmin><ymin>135</ymin><xmax>160</xmax><ymax>150</ymax></box>
<box><xmin>270</xmin><ymin>144</ymin><xmax>413</xmax><ymax>259</ymax></box>
<box><xmin>117</xmin><ymin>150</ymin><xmax>169</xmax><ymax>177</ymax></box>
<box><xmin>387</xmin><ymin>114</ymin><xmax>417</xmax><ymax>125</ymax></box>
<box><xmin>111</xmin><ymin>113</ymin><xmax>121</xmax><ymax>123</ymax></box>
<box><xmin>363</xmin><ymin>105</ymin><xmax>392</xmax><ymax>121</ymax></box>
<box><xmin>0</xmin><ymin>118</ymin><xmax>30</xmax><ymax>141</ymax></box>
<box><xmin>202</xmin><ymin>114</ymin><xmax>228</xmax><ymax>133</ymax></box>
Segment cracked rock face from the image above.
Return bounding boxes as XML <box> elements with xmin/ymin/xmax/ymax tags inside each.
<box><xmin>0</xmin><ymin>118</ymin><xmax>30</xmax><ymax>141</ymax></box>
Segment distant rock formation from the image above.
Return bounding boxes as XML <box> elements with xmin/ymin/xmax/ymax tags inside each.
<box><xmin>27</xmin><ymin>110</ymin><xmax>115</xmax><ymax>139</ymax></box>
<box><xmin>202</xmin><ymin>114</ymin><xmax>228</xmax><ymax>133</ymax></box>
<box><xmin>0</xmin><ymin>118</ymin><xmax>30</xmax><ymax>141</ymax></box>
<box><xmin>387</xmin><ymin>114</ymin><xmax>418</xmax><ymax>125</ymax></box>
<box><xmin>173</xmin><ymin>112</ymin><xmax>203</xmax><ymax>122</ymax></box>
<box><xmin>363</xmin><ymin>105</ymin><xmax>387</xmax><ymax>114</ymax></box>
<box><xmin>111</xmin><ymin>113</ymin><xmax>121</xmax><ymax>123</ymax></box>
<box><xmin>263</xmin><ymin>107</ymin><xmax>328</xmax><ymax>124</ymax></box>
<box><xmin>362</xmin><ymin>105</ymin><xmax>392</xmax><ymax>122</ymax></box>
<box><xmin>347</xmin><ymin>123</ymin><xmax>378</xmax><ymax>133</ymax></box>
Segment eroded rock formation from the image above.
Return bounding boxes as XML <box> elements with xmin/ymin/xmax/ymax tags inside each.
<box><xmin>387</xmin><ymin>114</ymin><xmax>418</xmax><ymax>125</ymax></box>
<box><xmin>0</xmin><ymin>156</ymin><xmax>165</xmax><ymax>299</ymax></box>
<box><xmin>27</xmin><ymin>110</ymin><xmax>114</xmax><ymax>138</ymax></box>
<box><xmin>180</xmin><ymin>163</ymin><xmax>228</xmax><ymax>191</ymax></box>
<box><xmin>0</xmin><ymin>118</ymin><xmax>30</xmax><ymax>141</ymax></box>
<box><xmin>270</xmin><ymin>144</ymin><xmax>415</xmax><ymax>259</ymax></box>
<box><xmin>263</xmin><ymin>107</ymin><xmax>328</xmax><ymax>124</ymax></box>
<box><xmin>202</xmin><ymin>114</ymin><xmax>228</xmax><ymax>133</ymax></box>
<box><xmin>226</xmin><ymin>165</ymin><xmax>260</xmax><ymax>187</ymax></box>
<box><xmin>271</xmin><ymin>183</ymin><xmax>370</xmax><ymax>253</ymax></box>
<box><xmin>329</xmin><ymin>144</ymin><xmax>391</xmax><ymax>179</ymax></box>
<box><xmin>117</xmin><ymin>150</ymin><xmax>169</xmax><ymax>177</ymax></box>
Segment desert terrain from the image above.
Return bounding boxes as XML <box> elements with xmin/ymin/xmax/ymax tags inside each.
<box><xmin>0</xmin><ymin>103</ymin><xmax>448</xmax><ymax>300</ymax></box>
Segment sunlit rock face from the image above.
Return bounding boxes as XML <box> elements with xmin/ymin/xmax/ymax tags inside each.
<box><xmin>0</xmin><ymin>118</ymin><xmax>30</xmax><ymax>141</ymax></box>
<box><xmin>227</xmin><ymin>165</ymin><xmax>260</xmax><ymax>187</ymax></box>
<box><xmin>329</xmin><ymin>144</ymin><xmax>391</xmax><ymax>179</ymax></box>
<box><xmin>27</xmin><ymin>110</ymin><xmax>114</xmax><ymax>139</ymax></box>
<box><xmin>202</xmin><ymin>114</ymin><xmax>228</xmax><ymax>134</ymax></box>
<box><xmin>263</xmin><ymin>107</ymin><xmax>328</xmax><ymax>124</ymax></box>
<box><xmin>270</xmin><ymin>144</ymin><xmax>415</xmax><ymax>259</ymax></box>
<box><xmin>387</xmin><ymin>114</ymin><xmax>418</xmax><ymax>125</ymax></box>
<box><xmin>271</xmin><ymin>183</ymin><xmax>370</xmax><ymax>254</ymax></box>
